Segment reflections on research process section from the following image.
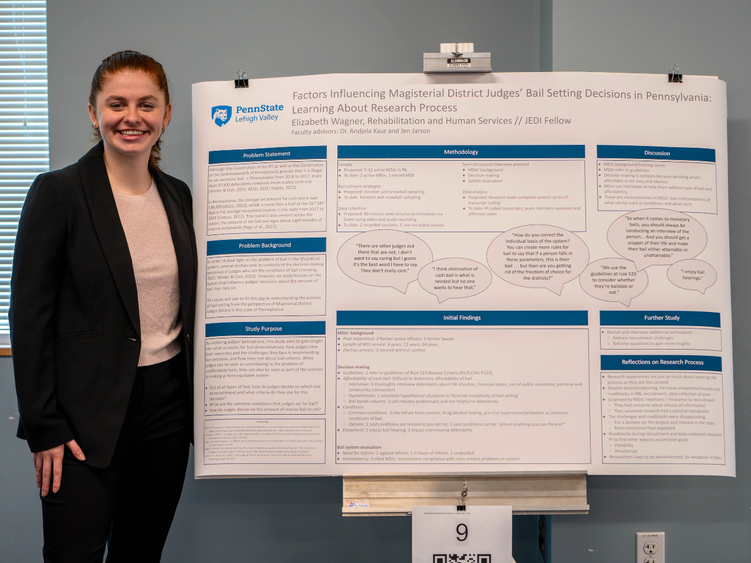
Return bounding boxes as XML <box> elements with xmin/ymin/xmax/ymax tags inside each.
<box><xmin>601</xmin><ymin>355</ymin><xmax>725</xmax><ymax>465</ymax></box>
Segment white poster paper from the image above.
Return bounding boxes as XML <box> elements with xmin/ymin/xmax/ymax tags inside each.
<box><xmin>192</xmin><ymin>72</ymin><xmax>733</xmax><ymax>477</ymax></box>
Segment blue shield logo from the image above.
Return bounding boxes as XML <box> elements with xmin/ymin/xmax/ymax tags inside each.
<box><xmin>212</xmin><ymin>105</ymin><xmax>232</xmax><ymax>127</ymax></box>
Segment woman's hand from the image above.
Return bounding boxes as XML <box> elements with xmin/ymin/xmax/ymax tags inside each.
<box><xmin>33</xmin><ymin>440</ymin><xmax>86</xmax><ymax>496</ymax></box>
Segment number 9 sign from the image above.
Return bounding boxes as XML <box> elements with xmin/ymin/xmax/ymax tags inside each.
<box><xmin>412</xmin><ymin>506</ymin><xmax>513</xmax><ymax>563</ymax></box>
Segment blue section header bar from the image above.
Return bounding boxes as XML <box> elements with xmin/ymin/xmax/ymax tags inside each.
<box><xmin>207</xmin><ymin>237</ymin><xmax>326</xmax><ymax>256</ymax></box>
<box><xmin>597</xmin><ymin>145</ymin><xmax>715</xmax><ymax>163</ymax></box>
<box><xmin>338</xmin><ymin>145</ymin><xmax>585</xmax><ymax>160</ymax></box>
<box><xmin>601</xmin><ymin>355</ymin><xmax>722</xmax><ymax>372</ymax></box>
<box><xmin>337</xmin><ymin>310</ymin><xmax>587</xmax><ymax>326</ymax></box>
<box><xmin>209</xmin><ymin>146</ymin><xmax>326</xmax><ymax>164</ymax></box>
<box><xmin>600</xmin><ymin>311</ymin><xmax>720</xmax><ymax>328</ymax></box>
<box><xmin>206</xmin><ymin>321</ymin><xmax>326</xmax><ymax>338</ymax></box>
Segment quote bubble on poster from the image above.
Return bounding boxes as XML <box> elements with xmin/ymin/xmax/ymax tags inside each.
<box><xmin>418</xmin><ymin>258</ymin><xmax>492</xmax><ymax>303</ymax></box>
<box><xmin>667</xmin><ymin>259</ymin><xmax>717</xmax><ymax>294</ymax></box>
<box><xmin>337</xmin><ymin>230</ymin><xmax>433</xmax><ymax>293</ymax></box>
<box><xmin>580</xmin><ymin>257</ymin><xmax>649</xmax><ymax>306</ymax></box>
<box><xmin>607</xmin><ymin>209</ymin><xmax>707</xmax><ymax>271</ymax></box>
<box><xmin>487</xmin><ymin>224</ymin><xmax>589</xmax><ymax>295</ymax></box>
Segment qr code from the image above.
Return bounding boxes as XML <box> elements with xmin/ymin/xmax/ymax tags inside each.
<box><xmin>433</xmin><ymin>555</ymin><xmax>491</xmax><ymax>563</ymax></box>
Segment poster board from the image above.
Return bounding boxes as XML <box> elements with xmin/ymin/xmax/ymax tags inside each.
<box><xmin>191</xmin><ymin>72</ymin><xmax>732</xmax><ymax>478</ymax></box>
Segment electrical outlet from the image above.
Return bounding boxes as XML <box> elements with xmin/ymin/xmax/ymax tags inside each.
<box><xmin>636</xmin><ymin>532</ymin><xmax>665</xmax><ymax>563</ymax></box>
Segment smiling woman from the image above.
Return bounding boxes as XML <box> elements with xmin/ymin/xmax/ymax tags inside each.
<box><xmin>90</xmin><ymin>74</ymin><xmax>168</xmax><ymax>150</ymax></box>
<box><xmin>88</xmin><ymin>69</ymin><xmax>172</xmax><ymax>195</ymax></box>
<box><xmin>88</xmin><ymin>54</ymin><xmax>173</xmax><ymax>195</ymax></box>
<box><xmin>10</xmin><ymin>51</ymin><xmax>196</xmax><ymax>563</ymax></box>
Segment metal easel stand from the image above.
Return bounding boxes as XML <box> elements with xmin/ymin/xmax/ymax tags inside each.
<box><xmin>342</xmin><ymin>471</ymin><xmax>588</xmax><ymax>517</ymax></box>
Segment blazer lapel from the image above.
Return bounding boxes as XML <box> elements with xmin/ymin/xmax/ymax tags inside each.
<box><xmin>154</xmin><ymin>171</ymin><xmax>194</xmax><ymax>329</ymax></box>
<box><xmin>77</xmin><ymin>142</ymin><xmax>141</xmax><ymax>336</ymax></box>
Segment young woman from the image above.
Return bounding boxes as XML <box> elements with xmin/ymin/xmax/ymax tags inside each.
<box><xmin>10</xmin><ymin>51</ymin><xmax>196</xmax><ymax>562</ymax></box>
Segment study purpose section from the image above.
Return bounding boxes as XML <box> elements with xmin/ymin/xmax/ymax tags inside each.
<box><xmin>192</xmin><ymin>72</ymin><xmax>732</xmax><ymax>477</ymax></box>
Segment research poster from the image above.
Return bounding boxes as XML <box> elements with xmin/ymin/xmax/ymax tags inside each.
<box><xmin>192</xmin><ymin>72</ymin><xmax>733</xmax><ymax>478</ymax></box>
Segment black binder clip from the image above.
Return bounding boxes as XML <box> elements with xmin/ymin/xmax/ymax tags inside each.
<box><xmin>668</xmin><ymin>64</ymin><xmax>682</xmax><ymax>83</ymax></box>
<box><xmin>234</xmin><ymin>71</ymin><xmax>249</xmax><ymax>89</ymax></box>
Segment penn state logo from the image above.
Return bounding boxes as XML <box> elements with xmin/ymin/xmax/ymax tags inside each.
<box><xmin>212</xmin><ymin>105</ymin><xmax>232</xmax><ymax>127</ymax></box>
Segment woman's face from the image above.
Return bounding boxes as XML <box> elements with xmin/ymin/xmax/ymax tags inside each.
<box><xmin>88</xmin><ymin>69</ymin><xmax>172</xmax><ymax>164</ymax></box>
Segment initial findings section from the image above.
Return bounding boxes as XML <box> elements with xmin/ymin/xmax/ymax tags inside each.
<box><xmin>601</xmin><ymin>355</ymin><xmax>725</xmax><ymax>465</ymax></box>
<box><xmin>335</xmin><ymin>311</ymin><xmax>591</xmax><ymax>466</ymax></box>
<box><xmin>337</xmin><ymin>145</ymin><xmax>586</xmax><ymax>232</ymax></box>
<box><xmin>206</xmin><ymin>237</ymin><xmax>327</xmax><ymax>318</ymax></box>
<box><xmin>597</xmin><ymin>145</ymin><xmax>717</xmax><ymax>213</ymax></box>
<box><xmin>207</xmin><ymin>146</ymin><xmax>327</xmax><ymax>235</ymax></box>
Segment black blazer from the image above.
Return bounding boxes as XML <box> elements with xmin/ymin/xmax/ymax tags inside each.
<box><xmin>9</xmin><ymin>142</ymin><xmax>197</xmax><ymax>467</ymax></box>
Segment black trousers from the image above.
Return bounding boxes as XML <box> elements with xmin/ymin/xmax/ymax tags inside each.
<box><xmin>40</xmin><ymin>352</ymin><xmax>191</xmax><ymax>563</ymax></box>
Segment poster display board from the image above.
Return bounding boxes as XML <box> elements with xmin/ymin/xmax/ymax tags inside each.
<box><xmin>192</xmin><ymin>72</ymin><xmax>732</xmax><ymax>478</ymax></box>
